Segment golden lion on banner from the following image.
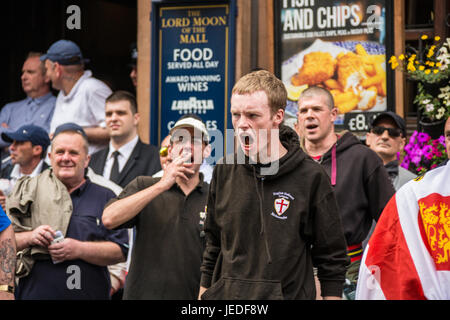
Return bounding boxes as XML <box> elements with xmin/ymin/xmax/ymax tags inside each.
<box><xmin>420</xmin><ymin>201</ymin><xmax>450</xmax><ymax>265</ymax></box>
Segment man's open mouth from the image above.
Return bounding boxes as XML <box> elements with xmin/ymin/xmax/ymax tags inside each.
<box><xmin>306</xmin><ymin>123</ymin><xmax>318</xmax><ymax>130</ymax></box>
<box><xmin>239</xmin><ymin>133</ymin><xmax>254</xmax><ymax>148</ymax></box>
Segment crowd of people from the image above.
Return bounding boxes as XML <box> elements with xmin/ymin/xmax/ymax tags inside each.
<box><xmin>0</xmin><ymin>39</ymin><xmax>449</xmax><ymax>300</ymax></box>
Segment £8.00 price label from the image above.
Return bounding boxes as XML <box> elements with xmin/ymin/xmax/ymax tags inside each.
<box><xmin>345</xmin><ymin>112</ymin><xmax>379</xmax><ymax>132</ymax></box>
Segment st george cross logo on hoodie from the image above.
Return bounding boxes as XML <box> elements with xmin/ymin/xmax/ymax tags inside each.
<box><xmin>274</xmin><ymin>198</ymin><xmax>290</xmax><ymax>216</ymax></box>
<box><xmin>271</xmin><ymin>192</ymin><xmax>294</xmax><ymax>220</ymax></box>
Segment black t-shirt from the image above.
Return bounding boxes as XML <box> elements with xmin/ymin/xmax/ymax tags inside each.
<box><xmin>110</xmin><ymin>176</ymin><xmax>209</xmax><ymax>299</ymax></box>
<box><xmin>15</xmin><ymin>180</ymin><xmax>129</xmax><ymax>300</ymax></box>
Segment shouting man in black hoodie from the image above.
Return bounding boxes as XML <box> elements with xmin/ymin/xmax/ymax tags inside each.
<box><xmin>199</xmin><ymin>70</ymin><xmax>349</xmax><ymax>300</ymax></box>
<box><xmin>296</xmin><ymin>86</ymin><xmax>395</xmax><ymax>295</ymax></box>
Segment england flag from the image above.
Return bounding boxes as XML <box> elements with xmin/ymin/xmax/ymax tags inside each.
<box><xmin>356</xmin><ymin>161</ymin><xmax>450</xmax><ymax>300</ymax></box>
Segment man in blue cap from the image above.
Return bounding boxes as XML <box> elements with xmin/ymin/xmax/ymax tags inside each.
<box><xmin>41</xmin><ymin>39</ymin><xmax>111</xmax><ymax>154</ymax></box>
<box><xmin>8</xmin><ymin>122</ymin><xmax>128</xmax><ymax>300</ymax></box>
<box><xmin>0</xmin><ymin>125</ymin><xmax>51</xmax><ymax>209</ymax></box>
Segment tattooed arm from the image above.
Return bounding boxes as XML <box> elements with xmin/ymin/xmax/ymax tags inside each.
<box><xmin>0</xmin><ymin>225</ymin><xmax>16</xmax><ymax>300</ymax></box>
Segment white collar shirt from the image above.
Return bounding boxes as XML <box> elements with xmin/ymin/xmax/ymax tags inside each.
<box><xmin>103</xmin><ymin>135</ymin><xmax>139</xmax><ymax>179</ymax></box>
<box><xmin>10</xmin><ymin>159</ymin><xmax>44</xmax><ymax>186</ymax></box>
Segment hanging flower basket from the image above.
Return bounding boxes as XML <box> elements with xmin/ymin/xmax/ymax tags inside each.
<box><xmin>389</xmin><ymin>36</ymin><xmax>450</xmax><ymax>136</ymax></box>
<box><xmin>418</xmin><ymin>117</ymin><xmax>446</xmax><ymax>139</ymax></box>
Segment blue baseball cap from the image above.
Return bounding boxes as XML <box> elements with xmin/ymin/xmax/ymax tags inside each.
<box><xmin>40</xmin><ymin>40</ymin><xmax>89</xmax><ymax>65</ymax></box>
<box><xmin>1</xmin><ymin>125</ymin><xmax>50</xmax><ymax>150</ymax></box>
<box><xmin>53</xmin><ymin>122</ymin><xmax>88</xmax><ymax>140</ymax></box>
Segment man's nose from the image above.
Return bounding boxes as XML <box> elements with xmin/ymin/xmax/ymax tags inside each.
<box><xmin>305</xmin><ymin>108</ymin><xmax>315</xmax><ymax>118</ymax></box>
<box><xmin>381</xmin><ymin>129</ymin><xmax>390</xmax><ymax>139</ymax></box>
<box><xmin>61</xmin><ymin>151</ymin><xmax>71</xmax><ymax>160</ymax></box>
<box><xmin>236</xmin><ymin>115</ymin><xmax>250</xmax><ymax>129</ymax></box>
<box><xmin>110</xmin><ymin>112</ymin><xmax>119</xmax><ymax>121</ymax></box>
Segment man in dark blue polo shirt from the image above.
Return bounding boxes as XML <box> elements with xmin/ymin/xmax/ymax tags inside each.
<box><xmin>11</xmin><ymin>123</ymin><xmax>128</xmax><ymax>300</ymax></box>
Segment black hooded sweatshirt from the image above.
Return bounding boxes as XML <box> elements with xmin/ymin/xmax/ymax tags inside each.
<box><xmin>317</xmin><ymin>132</ymin><xmax>395</xmax><ymax>246</ymax></box>
<box><xmin>200</xmin><ymin>126</ymin><xmax>349</xmax><ymax>300</ymax></box>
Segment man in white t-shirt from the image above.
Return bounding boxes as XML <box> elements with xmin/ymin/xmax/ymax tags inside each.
<box><xmin>41</xmin><ymin>39</ymin><xmax>111</xmax><ymax>154</ymax></box>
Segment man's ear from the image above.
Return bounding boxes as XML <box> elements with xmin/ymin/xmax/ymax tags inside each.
<box><xmin>134</xmin><ymin>112</ymin><xmax>140</xmax><ymax>126</ymax></box>
<box><xmin>273</xmin><ymin>109</ymin><xmax>285</xmax><ymax>127</ymax></box>
<box><xmin>32</xmin><ymin>145</ymin><xmax>43</xmax><ymax>157</ymax></box>
<box><xmin>330</xmin><ymin>107</ymin><xmax>338</xmax><ymax>123</ymax></box>
<box><xmin>85</xmin><ymin>154</ymin><xmax>91</xmax><ymax>168</ymax></box>
<box><xmin>400</xmin><ymin>136</ymin><xmax>406</xmax><ymax>150</ymax></box>
<box><xmin>202</xmin><ymin>144</ymin><xmax>212</xmax><ymax>159</ymax></box>
<box><xmin>366</xmin><ymin>132</ymin><xmax>373</xmax><ymax>147</ymax></box>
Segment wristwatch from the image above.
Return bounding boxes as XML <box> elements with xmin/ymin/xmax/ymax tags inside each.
<box><xmin>0</xmin><ymin>285</ymin><xmax>14</xmax><ymax>294</ymax></box>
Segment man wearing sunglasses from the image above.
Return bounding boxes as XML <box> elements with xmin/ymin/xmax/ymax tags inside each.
<box><xmin>102</xmin><ymin>116</ymin><xmax>210</xmax><ymax>299</ymax></box>
<box><xmin>366</xmin><ymin>111</ymin><xmax>417</xmax><ymax>191</ymax></box>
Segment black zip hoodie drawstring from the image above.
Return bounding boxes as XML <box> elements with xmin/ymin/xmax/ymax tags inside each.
<box><xmin>252</xmin><ymin>166</ymin><xmax>272</xmax><ymax>264</ymax></box>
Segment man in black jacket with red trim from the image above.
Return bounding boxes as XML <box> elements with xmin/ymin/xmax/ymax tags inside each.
<box><xmin>296</xmin><ymin>86</ymin><xmax>395</xmax><ymax>292</ymax></box>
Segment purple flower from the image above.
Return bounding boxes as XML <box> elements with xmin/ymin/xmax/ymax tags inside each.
<box><xmin>417</xmin><ymin>133</ymin><xmax>431</xmax><ymax>144</ymax></box>
<box><xmin>411</xmin><ymin>155</ymin><xmax>422</xmax><ymax>165</ymax></box>
<box><xmin>401</xmin><ymin>160</ymin><xmax>410</xmax><ymax>169</ymax></box>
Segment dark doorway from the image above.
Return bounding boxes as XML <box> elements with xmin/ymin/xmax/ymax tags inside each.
<box><xmin>0</xmin><ymin>0</ymin><xmax>137</xmax><ymax>108</ymax></box>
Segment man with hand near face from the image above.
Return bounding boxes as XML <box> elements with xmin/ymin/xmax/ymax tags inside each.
<box><xmin>7</xmin><ymin>123</ymin><xmax>128</xmax><ymax>299</ymax></box>
<box><xmin>199</xmin><ymin>71</ymin><xmax>348</xmax><ymax>300</ymax></box>
<box><xmin>102</xmin><ymin>115</ymin><xmax>210</xmax><ymax>299</ymax></box>
<box><xmin>366</xmin><ymin>111</ymin><xmax>417</xmax><ymax>190</ymax></box>
<box><xmin>0</xmin><ymin>125</ymin><xmax>50</xmax><ymax>209</ymax></box>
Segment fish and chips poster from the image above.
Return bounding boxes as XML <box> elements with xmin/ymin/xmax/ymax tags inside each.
<box><xmin>274</xmin><ymin>0</ymin><xmax>394</xmax><ymax>133</ymax></box>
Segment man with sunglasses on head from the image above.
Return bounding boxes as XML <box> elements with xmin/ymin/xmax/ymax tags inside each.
<box><xmin>296</xmin><ymin>86</ymin><xmax>395</xmax><ymax>297</ymax></box>
<box><xmin>366</xmin><ymin>111</ymin><xmax>417</xmax><ymax>190</ymax></box>
<box><xmin>102</xmin><ymin>115</ymin><xmax>210</xmax><ymax>299</ymax></box>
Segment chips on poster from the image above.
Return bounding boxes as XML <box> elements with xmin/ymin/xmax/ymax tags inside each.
<box><xmin>276</xmin><ymin>0</ymin><xmax>389</xmax><ymax>132</ymax></box>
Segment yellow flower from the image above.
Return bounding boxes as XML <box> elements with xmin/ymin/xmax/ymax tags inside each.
<box><xmin>388</xmin><ymin>56</ymin><xmax>399</xmax><ymax>69</ymax></box>
<box><xmin>433</xmin><ymin>69</ymin><xmax>439</xmax><ymax>74</ymax></box>
<box><xmin>391</xmin><ymin>61</ymin><xmax>399</xmax><ymax>70</ymax></box>
<box><xmin>429</xmin><ymin>62</ymin><xmax>435</xmax><ymax>67</ymax></box>
<box><xmin>399</xmin><ymin>54</ymin><xmax>405</xmax><ymax>60</ymax></box>
<box><xmin>421</xmin><ymin>35</ymin><xmax>428</xmax><ymax>40</ymax></box>
<box><xmin>435</xmin><ymin>36</ymin><xmax>441</xmax><ymax>41</ymax></box>
<box><xmin>436</xmin><ymin>62</ymin><xmax>442</xmax><ymax>67</ymax></box>
<box><xmin>425</xmin><ymin>69</ymin><xmax>431</xmax><ymax>74</ymax></box>
<box><xmin>407</xmin><ymin>63</ymin><xmax>416</xmax><ymax>72</ymax></box>
<box><xmin>419</xmin><ymin>65</ymin><xmax>425</xmax><ymax>71</ymax></box>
